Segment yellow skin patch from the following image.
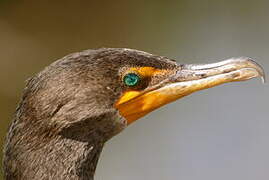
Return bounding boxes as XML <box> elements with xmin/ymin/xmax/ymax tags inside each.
<box><xmin>116</xmin><ymin>67</ymin><xmax>173</xmax><ymax>124</ymax></box>
<box><xmin>116</xmin><ymin>89</ymin><xmax>177</xmax><ymax>124</ymax></box>
<box><xmin>116</xmin><ymin>90</ymin><xmax>141</xmax><ymax>105</ymax></box>
<box><xmin>129</xmin><ymin>67</ymin><xmax>167</xmax><ymax>78</ymax></box>
<box><xmin>117</xmin><ymin>67</ymin><xmax>170</xmax><ymax>106</ymax></box>
<box><xmin>116</xmin><ymin>67</ymin><xmax>169</xmax><ymax>106</ymax></box>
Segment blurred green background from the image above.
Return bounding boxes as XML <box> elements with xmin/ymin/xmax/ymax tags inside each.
<box><xmin>0</xmin><ymin>0</ymin><xmax>268</xmax><ymax>180</ymax></box>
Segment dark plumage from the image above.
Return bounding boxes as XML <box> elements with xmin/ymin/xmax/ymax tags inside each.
<box><xmin>3</xmin><ymin>48</ymin><xmax>264</xmax><ymax>180</ymax></box>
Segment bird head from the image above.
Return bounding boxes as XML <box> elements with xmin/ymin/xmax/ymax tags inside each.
<box><xmin>4</xmin><ymin>48</ymin><xmax>265</xmax><ymax>180</ymax></box>
<box><xmin>21</xmin><ymin>48</ymin><xmax>264</xmax><ymax>142</ymax></box>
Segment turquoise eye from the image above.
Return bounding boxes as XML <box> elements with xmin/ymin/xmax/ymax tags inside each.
<box><xmin>123</xmin><ymin>73</ymin><xmax>140</xmax><ymax>87</ymax></box>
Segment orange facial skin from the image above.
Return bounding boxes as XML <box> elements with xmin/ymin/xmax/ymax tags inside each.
<box><xmin>116</xmin><ymin>67</ymin><xmax>174</xmax><ymax>124</ymax></box>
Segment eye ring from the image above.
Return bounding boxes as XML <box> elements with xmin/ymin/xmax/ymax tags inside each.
<box><xmin>123</xmin><ymin>73</ymin><xmax>141</xmax><ymax>87</ymax></box>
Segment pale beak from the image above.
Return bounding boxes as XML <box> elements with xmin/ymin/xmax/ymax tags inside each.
<box><xmin>162</xmin><ymin>57</ymin><xmax>265</xmax><ymax>98</ymax></box>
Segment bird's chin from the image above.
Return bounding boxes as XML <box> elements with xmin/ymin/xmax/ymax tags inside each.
<box><xmin>115</xmin><ymin>57</ymin><xmax>265</xmax><ymax>125</ymax></box>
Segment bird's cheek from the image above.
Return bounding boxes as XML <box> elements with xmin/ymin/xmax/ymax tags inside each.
<box><xmin>115</xmin><ymin>89</ymin><xmax>182</xmax><ymax>125</ymax></box>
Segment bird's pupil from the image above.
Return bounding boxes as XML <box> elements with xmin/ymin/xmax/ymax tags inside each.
<box><xmin>124</xmin><ymin>73</ymin><xmax>140</xmax><ymax>86</ymax></box>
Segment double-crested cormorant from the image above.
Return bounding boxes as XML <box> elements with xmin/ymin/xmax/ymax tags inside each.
<box><xmin>3</xmin><ymin>48</ymin><xmax>264</xmax><ymax>180</ymax></box>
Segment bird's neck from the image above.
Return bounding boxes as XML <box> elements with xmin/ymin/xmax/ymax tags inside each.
<box><xmin>5</xmin><ymin>133</ymin><xmax>104</xmax><ymax>180</ymax></box>
<box><xmin>45</xmin><ymin>137</ymin><xmax>104</xmax><ymax>180</ymax></box>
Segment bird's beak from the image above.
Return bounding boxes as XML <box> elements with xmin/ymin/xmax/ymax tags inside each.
<box><xmin>116</xmin><ymin>57</ymin><xmax>265</xmax><ymax>125</ymax></box>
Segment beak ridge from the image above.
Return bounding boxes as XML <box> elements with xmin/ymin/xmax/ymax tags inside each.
<box><xmin>177</xmin><ymin>57</ymin><xmax>265</xmax><ymax>83</ymax></box>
